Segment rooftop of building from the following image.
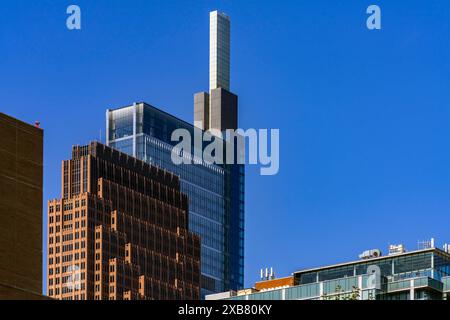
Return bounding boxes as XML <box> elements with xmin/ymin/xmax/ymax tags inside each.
<box><xmin>106</xmin><ymin>102</ymin><xmax>234</xmax><ymax>174</ymax></box>
<box><xmin>0</xmin><ymin>112</ymin><xmax>43</xmax><ymax>133</ymax></box>
<box><xmin>206</xmin><ymin>239</ymin><xmax>450</xmax><ymax>301</ymax></box>
<box><xmin>293</xmin><ymin>246</ymin><xmax>450</xmax><ymax>277</ymax></box>
<box><xmin>69</xmin><ymin>141</ymin><xmax>182</xmax><ymax>187</ymax></box>
<box><xmin>211</xmin><ymin>10</ymin><xmax>230</xmax><ymax>20</ymax></box>
<box><xmin>108</xmin><ymin>102</ymin><xmax>196</xmax><ymax>132</ymax></box>
<box><xmin>254</xmin><ymin>275</ymin><xmax>294</xmax><ymax>292</ymax></box>
<box><xmin>218</xmin><ymin>239</ymin><xmax>450</xmax><ymax>294</ymax></box>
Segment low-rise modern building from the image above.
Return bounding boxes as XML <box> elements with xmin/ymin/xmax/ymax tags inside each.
<box><xmin>207</xmin><ymin>240</ymin><xmax>450</xmax><ymax>300</ymax></box>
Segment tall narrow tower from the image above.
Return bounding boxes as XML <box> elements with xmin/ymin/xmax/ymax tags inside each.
<box><xmin>210</xmin><ymin>11</ymin><xmax>230</xmax><ymax>91</ymax></box>
<box><xmin>195</xmin><ymin>10</ymin><xmax>238</xmax><ymax>132</ymax></box>
<box><xmin>193</xmin><ymin>11</ymin><xmax>244</xmax><ymax>298</ymax></box>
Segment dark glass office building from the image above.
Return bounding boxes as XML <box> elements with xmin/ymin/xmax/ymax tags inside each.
<box><xmin>106</xmin><ymin>102</ymin><xmax>244</xmax><ymax>298</ymax></box>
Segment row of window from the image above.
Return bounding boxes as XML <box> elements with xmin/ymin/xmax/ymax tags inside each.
<box><xmin>49</xmin><ymin>209</ymin><xmax>87</xmax><ymax>224</ymax></box>
<box><xmin>48</xmin><ymin>199</ymin><xmax>87</xmax><ymax>215</ymax></box>
<box><xmin>49</xmin><ymin>262</ymin><xmax>86</xmax><ymax>276</ymax></box>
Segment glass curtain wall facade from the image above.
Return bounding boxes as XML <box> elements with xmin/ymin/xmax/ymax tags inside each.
<box><xmin>220</xmin><ymin>248</ymin><xmax>450</xmax><ymax>301</ymax></box>
<box><xmin>106</xmin><ymin>102</ymin><xmax>244</xmax><ymax>298</ymax></box>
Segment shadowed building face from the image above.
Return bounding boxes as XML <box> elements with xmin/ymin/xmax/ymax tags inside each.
<box><xmin>0</xmin><ymin>113</ymin><xmax>44</xmax><ymax>299</ymax></box>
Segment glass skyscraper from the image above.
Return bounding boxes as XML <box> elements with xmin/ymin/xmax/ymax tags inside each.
<box><xmin>106</xmin><ymin>102</ymin><xmax>244</xmax><ymax>298</ymax></box>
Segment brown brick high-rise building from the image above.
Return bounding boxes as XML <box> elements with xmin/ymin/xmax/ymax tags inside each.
<box><xmin>0</xmin><ymin>113</ymin><xmax>44</xmax><ymax>299</ymax></box>
<box><xmin>47</xmin><ymin>142</ymin><xmax>200</xmax><ymax>300</ymax></box>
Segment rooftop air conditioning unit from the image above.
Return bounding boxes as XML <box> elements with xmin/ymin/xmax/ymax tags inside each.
<box><xmin>389</xmin><ymin>244</ymin><xmax>406</xmax><ymax>255</ymax></box>
<box><xmin>359</xmin><ymin>249</ymin><xmax>381</xmax><ymax>260</ymax></box>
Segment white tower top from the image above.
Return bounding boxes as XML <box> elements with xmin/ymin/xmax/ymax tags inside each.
<box><xmin>210</xmin><ymin>10</ymin><xmax>231</xmax><ymax>92</ymax></box>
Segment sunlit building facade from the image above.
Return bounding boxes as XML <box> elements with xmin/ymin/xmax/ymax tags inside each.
<box><xmin>105</xmin><ymin>10</ymin><xmax>244</xmax><ymax>299</ymax></box>
<box><xmin>47</xmin><ymin>142</ymin><xmax>201</xmax><ymax>300</ymax></box>
<box><xmin>106</xmin><ymin>103</ymin><xmax>244</xmax><ymax>298</ymax></box>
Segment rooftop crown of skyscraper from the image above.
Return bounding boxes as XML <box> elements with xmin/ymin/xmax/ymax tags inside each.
<box><xmin>194</xmin><ymin>10</ymin><xmax>238</xmax><ymax>132</ymax></box>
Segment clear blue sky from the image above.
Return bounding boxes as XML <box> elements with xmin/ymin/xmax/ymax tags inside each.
<box><xmin>2</xmin><ymin>0</ymin><xmax>450</xmax><ymax>293</ymax></box>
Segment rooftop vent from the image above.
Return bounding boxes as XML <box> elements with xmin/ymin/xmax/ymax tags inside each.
<box><xmin>388</xmin><ymin>244</ymin><xmax>406</xmax><ymax>255</ymax></box>
<box><xmin>359</xmin><ymin>249</ymin><xmax>381</xmax><ymax>260</ymax></box>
